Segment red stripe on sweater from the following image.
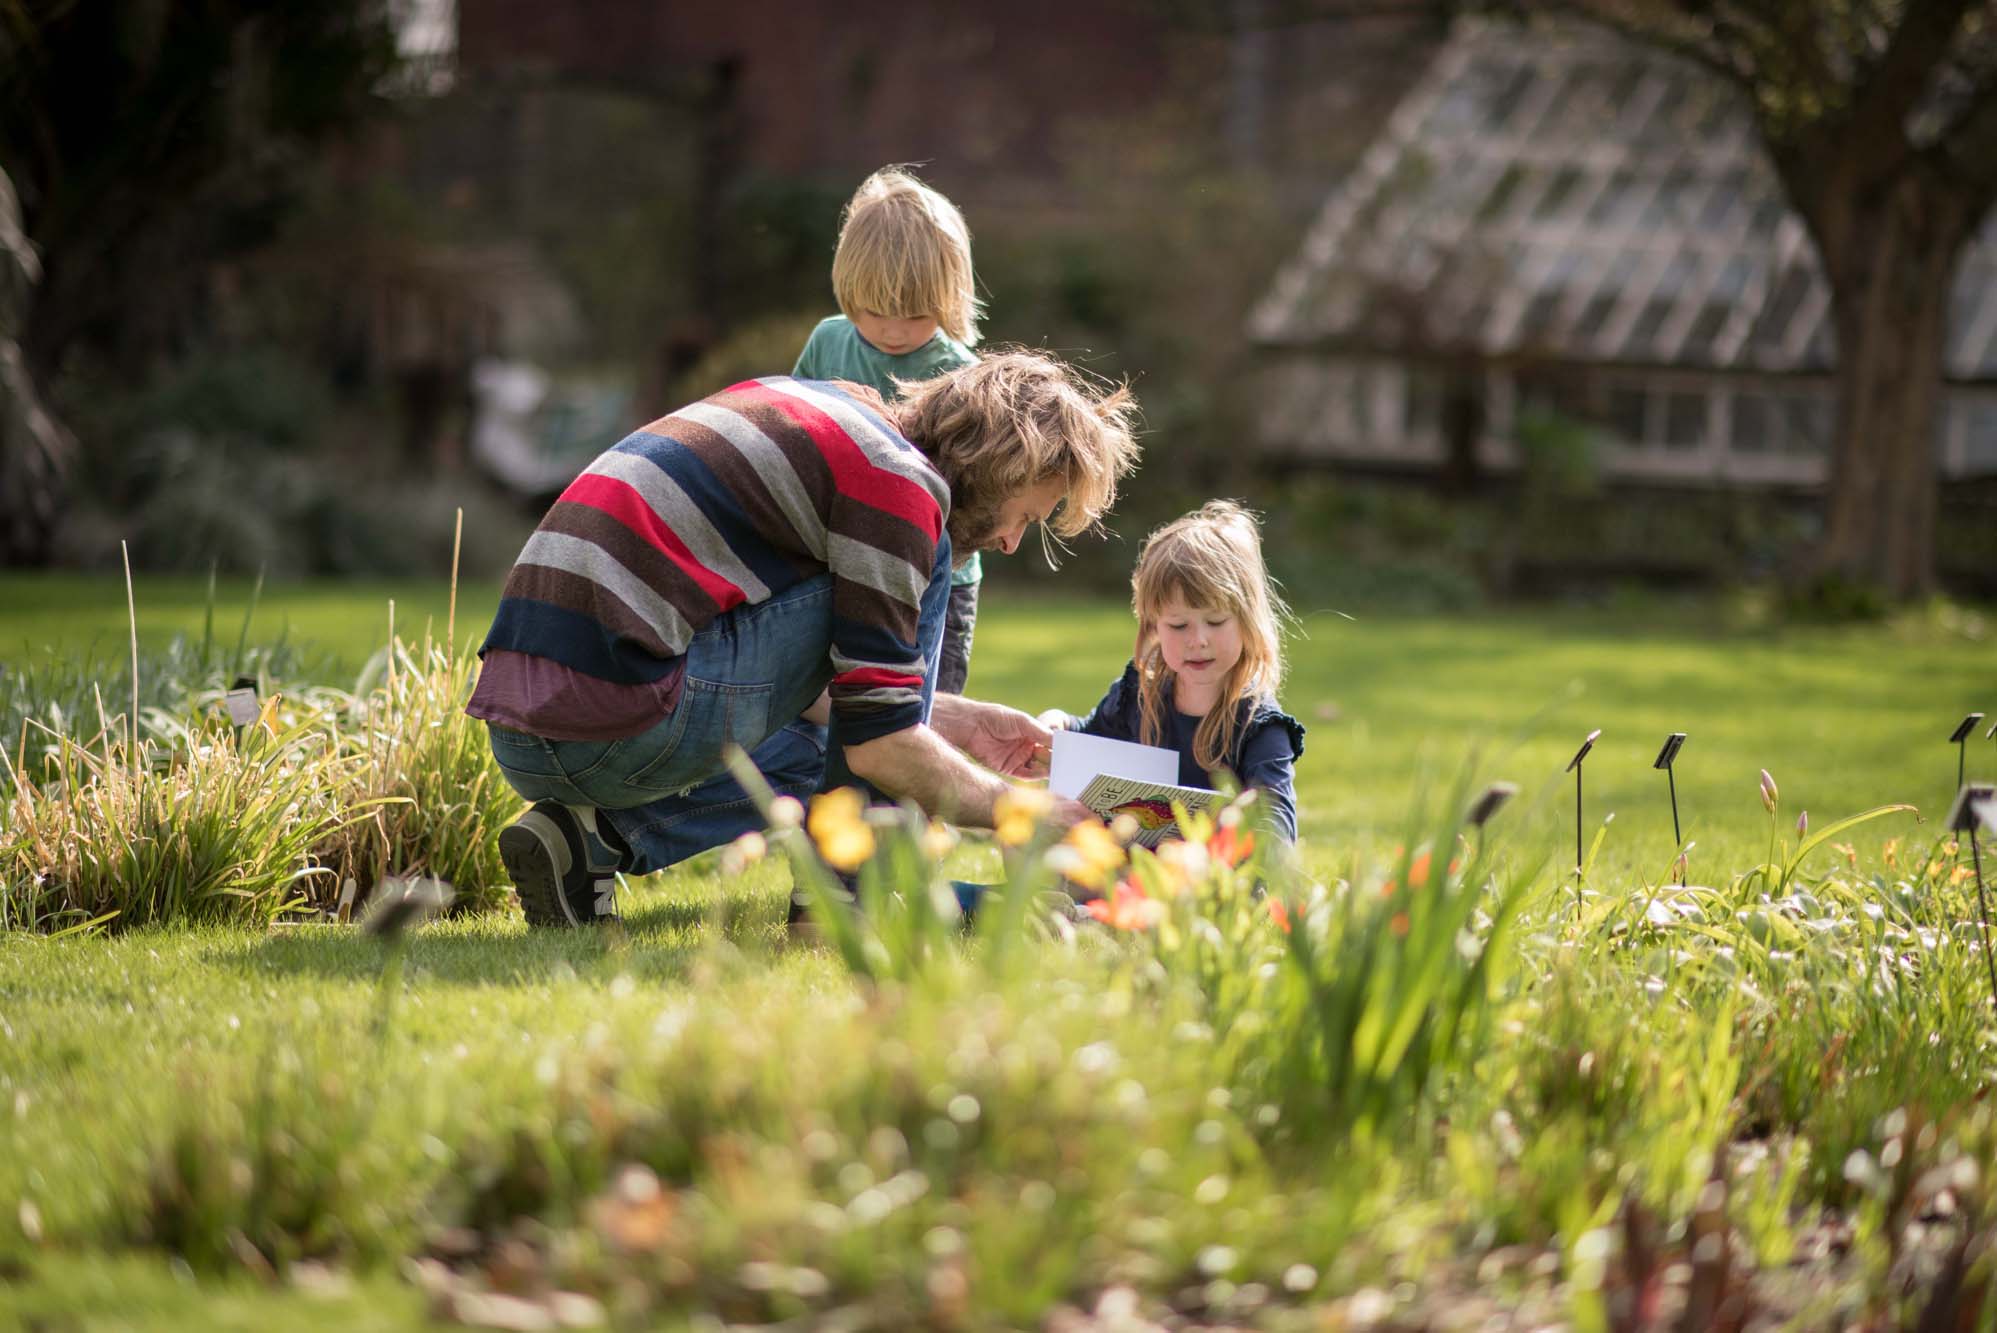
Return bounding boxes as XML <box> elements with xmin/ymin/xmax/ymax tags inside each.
<box><xmin>728</xmin><ymin>382</ymin><xmax>943</xmax><ymax>541</ymax></box>
<box><xmin>835</xmin><ymin>666</ymin><xmax>925</xmax><ymax>690</ymax></box>
<box><xmin>561</xmin><ymin>473</ymin><xmax>746</xmax><ymax>612</ymax></box>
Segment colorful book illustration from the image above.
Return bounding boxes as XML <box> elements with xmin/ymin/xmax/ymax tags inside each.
<box><xmin>1049</xmin><ymin>731</ymin><xmax>1219</xmax><ymax>848</ymax></box>
<box><xmin>1074</xmin><ymin>774</ymin><xmax>1223</xmax><ymax>848</ymax></box>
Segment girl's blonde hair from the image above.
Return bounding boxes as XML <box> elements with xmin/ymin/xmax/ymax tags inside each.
<box><xmin>1131</xmin><ymin>501</ymin><xmax>1288</xmax><ymax>773</ymax></box>
<box><xmin>832</xmin><ymin>166</ymin><xmax>982</xmax><ymax>347</ymax></box>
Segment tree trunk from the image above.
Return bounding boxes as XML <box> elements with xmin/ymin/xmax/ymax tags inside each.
<box><xmin>0</xmin><ymin>170</ymin><xmax>73</xmax><ymax>567</ymax></box>
<box><xmin>1810</xmin><ymin>172</ymin><xmax>1968</xmax><ymax>599</ymax></box>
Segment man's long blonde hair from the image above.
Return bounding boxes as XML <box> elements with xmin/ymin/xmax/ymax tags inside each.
<box><xmin>1132</xmin><ymin>501</ymin><xmax>1288</xmax><ymax>773</ymax></box>
<box><xmin>832</xmin><ymin>166</ymin><xmax>982</xmax><ymax>347</ymax></box>
<box><xmin>890</xmin><ymin>349</ymin><xmax>1139</xmax><ymax>558</ymax></box>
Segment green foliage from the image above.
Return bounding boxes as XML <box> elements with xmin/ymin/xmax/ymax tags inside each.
<box><xmin>0</xmin><ymin>619</ymin><xmax>313</xmax><ymax>791</ymax></box>
<box><xmin>1</xmin><ymin>591</ymin><xmax>519</xmax><ymax>929</ymax></box>
<box><xmin>668</xmin><ymin>310</ymin><xmax>827</xmax><ymax>406</ymax></box>
<box><xmin>4</xmin><ymin>585</ymin><xmax>1997</xmax><ymax>1324</ymax></box>
<box><xmin>0</xmin><ymin>722</ymin><xmax>358</xmax><ymax>933</ymax></box>
<box><xmin>1513</xmin><ymin>404</ymin><xmax>1601</xmax><ymax>502</ymax></box>
<box><xmin>51</xmin><ymin>345</ymin><xmax>534</xmax><ymax>577</ymax></box>
<box><xmin>307</xmin><ymin>637</ymin><xmax>525</xmax><ymax>915</ymax></box>
<box><xmin>4</xmin><ymin>0</ymin><xmax>400</xmax><ymax>376</ymax></box>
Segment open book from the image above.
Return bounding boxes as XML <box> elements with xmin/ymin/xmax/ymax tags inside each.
<box><xmin>1049</xmin><ymin>731</ymin><xmax>1222</xmax><ymax>849</ymax></box>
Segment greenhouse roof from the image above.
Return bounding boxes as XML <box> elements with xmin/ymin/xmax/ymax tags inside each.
<box><xmin>1248</xmin><ymin>18</ymin><xmax>1997</xmax><ymax>381</ymax></box>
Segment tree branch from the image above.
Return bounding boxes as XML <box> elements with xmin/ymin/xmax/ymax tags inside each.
<box><xmin>1538</xmin><ymin>0</ymin><xmax>1760</xmax><ymax>89</ymax></box>
<box><xmin>1846</xmin><ymin>0</ymin><xmax>1977</xmax><ymax>162</ymax></box>
<box><xmin>1936</xmin><ymin>71</ymin><xmax>1997</xmax><ymax>214</ymax></box>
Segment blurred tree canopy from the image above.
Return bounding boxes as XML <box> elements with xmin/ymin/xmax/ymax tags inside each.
<box><xmin>0</xmin><ymin>0</ymin><xmax>397</xmax><ymax>561</ymax></box>
<box><xmin>1</xmin><ymin>0</ymin><xmax>397</xmax><ymax>377</ymax></box>
<box><xmin>1544</xmin><ymin>0</ymin><xmax>1997</xmax><ymax>599</ymax></box>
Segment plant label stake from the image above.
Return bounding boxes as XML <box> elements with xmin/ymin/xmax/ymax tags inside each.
<box><xmin>1654</xmin><ymin>732</ymin><xmax>1687</xmax><ymax>885</ymax></box>
<box><xmin>1567</xmin><ymin>729</ymin><xmax>1601</xmax><ymax>900</ymax></box>
<box><xmin>1946</xmin><ymin>782</ymin><xmax>1997</xmax><ymax>1013</ymax></box>
<box><xmin>223</xmin><ymin>675</ymin><xmax>260</xmax><ymax>730</ymax></box>
<box><xmin>1952</xmin><ymin>714</ymin><xmax>1984</xmax><ymax>793</ymax></box>
<box><xmin>1466</xmin><ymin>781</ymin><xmax>1518</xmax><ymax>860</ymax></box>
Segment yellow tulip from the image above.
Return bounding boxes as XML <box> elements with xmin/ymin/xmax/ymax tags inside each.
<box><xmin>819</xmin><ymin>823</ymin><xmax>875</xmax><ymax>873</ymax></box>
<box><xmin>1060</xmin><ymin>819</ymin><xmax>1125</xmax><ymax>890</ymax></box>
<box><xmin>921</xmin><ymin>820</ymin><xmax>959</xmax><ymax>861</ymax></box>
<box><xmin>993</xmin><ymin>786</ymin><xmax>1052</xmax><ymax>848</ymax></box>
<box><xmin>808</xmin><ymin>789</ymin><xmax>874</xmax><ymax>871</ymax></box>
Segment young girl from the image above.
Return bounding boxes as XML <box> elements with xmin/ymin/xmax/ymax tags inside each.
<box><xmin>795</xmin><ymin>166</ymin><xmax>985</xmax><ymax>694</ymax></box>
<box><xmin>1043</xmin><ymin>501</ymin><xmax>1305</xmax><ymax>842</ymax></box>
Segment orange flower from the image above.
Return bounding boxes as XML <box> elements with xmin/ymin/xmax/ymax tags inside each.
<box><xmin>1266</xmin><ymin>898</ymin><xmax>1292</xmax><ymax>934</ymax></box>
<box><xmin>1389</xmin><ymin>911</ymin><xmax>1411</xmax><ymax>937</ymax></box>
<box><xmin>1208</xmin><ymin>824</ymin><xmax>1257</xmax><ymax>869</ymax></box>
<box><xmin>1086</xmin><ymin>875</ymin><xmax>1164</xmax><ymax>931</ymax></box>
<box><xmin>1384</xmin><ymin>849</ymin><xmax>1458</xmax><ymax>898</ymax></box>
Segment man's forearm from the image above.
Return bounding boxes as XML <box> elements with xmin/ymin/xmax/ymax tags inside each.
<box><xmin>843</xmin><ymin>723</ymin><xmax>1010</xmax><ymax>828</ymax></box>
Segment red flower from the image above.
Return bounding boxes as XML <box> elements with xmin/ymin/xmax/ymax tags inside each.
<box><xmin>1208</xmin><ymin>824</ymin><xmax>1256</xmax><ymax>869</ymax></box>
<box><xmin>1266</xmin><ymin>898</ymin><xmax>1292</xmax><ymax>934</ymax></box>
<box><xmin>1086</xmin><ymin>875</ymin><xmax>1164</xmax><ymax>931</ymax></box>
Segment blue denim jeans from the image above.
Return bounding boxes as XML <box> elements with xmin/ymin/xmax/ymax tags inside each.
<box><xmin>487</xmin><ymin>549</ymin><xmax>950</xmax><ymax>875</ymax></box>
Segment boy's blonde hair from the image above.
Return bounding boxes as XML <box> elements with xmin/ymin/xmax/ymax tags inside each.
<box><xmin>889</xmin><ymin>349</ymin><xmax>1139</xmax><ymax>556</ymax></box>
<box><xmin>1131</xmin><ymin>501</ymin><xmax>1288</xmax><ymax>772</ymax></box>
<box><xmin>832</xmin><ymin>166</ymin><xmax>982</xmax><ymax>347</ymax></box>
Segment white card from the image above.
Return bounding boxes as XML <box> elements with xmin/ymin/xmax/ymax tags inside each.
<box><xmin>1049</xmin><ymin>729</ymin><xmax>1179</xmax><ymax>799</ymax></box>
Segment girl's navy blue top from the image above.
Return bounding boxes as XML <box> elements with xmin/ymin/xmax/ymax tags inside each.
<box><xmin>1066</xmin><ymin>661</ymin><xmax>1306</xmax><ymax>842</ymax></box>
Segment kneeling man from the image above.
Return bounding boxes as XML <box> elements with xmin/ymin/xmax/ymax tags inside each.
<box><xmin>467</xmin><ymin>351</ymin><xmax>1140</xmax><ymax>925</ymax></box>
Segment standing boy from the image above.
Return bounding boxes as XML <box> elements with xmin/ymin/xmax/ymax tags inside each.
<box><xmin>795</xmin><ymin>166</ymin><xmax>984</xmax><ymax>693</ymax></box>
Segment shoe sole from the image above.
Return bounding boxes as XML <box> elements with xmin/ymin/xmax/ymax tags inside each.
<box><xmin>500</xmin><ymin>813</ymin><xmax>578</xmax><ymax>927</ymax></box>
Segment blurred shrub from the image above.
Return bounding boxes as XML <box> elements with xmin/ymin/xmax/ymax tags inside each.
<box><xmin>116</xmin><ymin>347</ymin><xmax>334</xmax><ymax>452</ymax></box>
<box><xmin>1513</xmin><ymin>404</ymin><xmax>1600</xmax><ymax>501</ymax></box>
<box><xmin>53</xmin><ymin>345</ymin><xmax>533</xmax><ymax>577</ymax></box>
<box><xmin>669</xmin><ymin>310</ymin><xmax>827</xmax><ymax>405</ymax></box>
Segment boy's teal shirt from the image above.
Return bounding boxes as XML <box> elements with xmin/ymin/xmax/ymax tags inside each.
<box><xmin>794</xmin><ymin>315</ymin><xmax>982</xmax><ymax>586</ymax></box>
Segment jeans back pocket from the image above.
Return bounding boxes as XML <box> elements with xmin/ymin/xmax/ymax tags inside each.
<box><xmin>620</xmin><ymin>677</ymin><xmax>770</xmax><ymax>793</ymax></box>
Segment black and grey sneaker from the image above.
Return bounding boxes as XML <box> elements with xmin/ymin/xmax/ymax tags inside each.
<box><xmin>784</xmin><ymin>875</ymin><xmax>859</xmax><ymax>946</ymax></box>
<box><xmin>499</xmin><ymin>801</ymin><xmax>625</xmax><ymax>927</ymax></box>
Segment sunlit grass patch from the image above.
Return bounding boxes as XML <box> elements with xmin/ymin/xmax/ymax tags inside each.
<box><xmin>4</xmin><ymin>578</ymin><xmax>1997</xmax><ymax>1324</ymax></box>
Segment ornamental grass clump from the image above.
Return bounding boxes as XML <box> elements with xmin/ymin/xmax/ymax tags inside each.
<box><xmin>0</xmin><ymin>716</ymin><xmax>362</xmax><ymax>933</ymax></box>
<box><xmin>306</xmin><ymin>635</ymin><xmax>523</xmax><ymax>916</ymax></box>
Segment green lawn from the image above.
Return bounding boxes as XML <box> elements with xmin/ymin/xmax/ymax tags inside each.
<box><xmin>3</xmin><ymin>575</ymin><xmax>1995</xmax><ymax>1326</ymax></box>
<box><xmin>4</xmin><ymin>571</ymin><xmax>1988</xmax><ymax>873</ymax></box>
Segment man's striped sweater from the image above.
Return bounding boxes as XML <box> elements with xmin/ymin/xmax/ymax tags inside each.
<box><xmin>468</xmin><ymin>376</ymin><xmax>950</xmax><ymax>745</ymax></box>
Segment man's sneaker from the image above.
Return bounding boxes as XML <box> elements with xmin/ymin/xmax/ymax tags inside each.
<box><xmin>499</xmin><ymin>801</ymin><xmax>625</xmax><ymax>927</ymax></box>
<box><xmin>784</xmin><ymin>877</ymin><xmax>860</xmax><ymax>947</ymax></box>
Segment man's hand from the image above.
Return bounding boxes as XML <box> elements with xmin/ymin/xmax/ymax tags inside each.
<box><xmin>1050</xmin><ymin>795</ymin><xmax>1094</xmax><ymax>828</ymax></box>
<box><xmin>931</xmin><ymin>696</ymin><xmax>1051</xmax><ymax>778</ymax></box>
<box><xmin>965</xmin><ymin>703</ymin><xmax>1051</xmax><ymax>777</ymax></box>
